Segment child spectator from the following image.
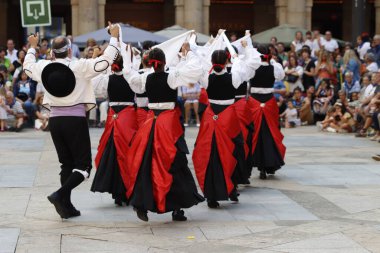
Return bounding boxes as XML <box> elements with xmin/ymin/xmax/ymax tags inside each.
<box><xmin>34</xmin><ymin>94</ymin><xmax>49</xmax><ymax>131</ymax></box>
<box><xmin>182</xmin><ymin>83</ymin><xmax>201</xmax><ymax>127</ymax></box>
<box><xmin>313</xmin><ymin>79</ymin><xmax>334</xmax><ymax>117</ymax></box>
<box><xmin>281</xmin><ymin>100</ymin><xmax>300</xmax><ymax>128</ymax></box>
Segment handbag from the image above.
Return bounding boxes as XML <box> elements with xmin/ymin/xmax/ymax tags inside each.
<box><xmin>286</xmin><ymin>74</ymin><xmax>299</xmax><ymax>83</ymax></box>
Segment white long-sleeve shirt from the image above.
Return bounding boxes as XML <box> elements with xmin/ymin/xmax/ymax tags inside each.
<box><xmin>24</xmin><ymin>37</ymin><xmax>119</xmax><ymax>110</ymax></box>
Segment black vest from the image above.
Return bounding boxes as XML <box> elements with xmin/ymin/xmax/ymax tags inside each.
<box><xmin>235</xmin><ymin>81</ymin><xmax>248</xmax><ymax>96</ymax></box>
<box><xmin>207</xmin><ymin>72</ymin><xmax>236</xmax><ymax>100</ymax></box>
<box><xmin>250</xmin><ymin>65</ymin><xmax>275</xmax><ymax>89</ymax></box>
<box><xmin>145</xmin><ymin>72</ymin><xmax>177</xmax><ymax>103</ymax></box>
<box><xmin>107</xmin><ymin>74</ymin><xmax>135</xmax><ymax>103</ymax></box>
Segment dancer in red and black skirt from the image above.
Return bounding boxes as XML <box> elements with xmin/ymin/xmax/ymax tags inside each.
<box><xmin>123</xmin><ymin>43</ymin><xmax>204</xmax><ymax>222</ymax></box>
<box><xmin>91</xmin><ymin>54</ymin><xmax>138</xmax><ymax>206</ymax></box>
<box><xmin>248</xmin><ymin>45</ymin><xmax>286</xmax><ymax>180</ymax></box>
<box><xmin>135</xmin><ymin>51</ymin><xmax>152</xmax><ymax>128</ymax></box>
<box><xmin>193</xmin><ymin>40</ymin><xmax>260</xmax><ymax>209</ymax></box>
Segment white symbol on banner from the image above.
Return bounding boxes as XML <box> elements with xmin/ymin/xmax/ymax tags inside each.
<box><xmin>26</xmin><ymin>0</ymin><xmax>45</xmax><ymax>20</ymax></box>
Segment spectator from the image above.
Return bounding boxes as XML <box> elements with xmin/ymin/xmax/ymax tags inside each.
<box><xmin>13</xmin><ymin>71</ymin><xmax>32</xmax><ymax>102</ymax></box>
<box><xmin>285</xmin><ymin>55</ymin><xmax>304</xmax><ymax>93</ymax></box>
<box><xmin>301</xmin><ymin>86</ymin><xmax>315</xmax><ymax>125</ymax></box>
<box><xmin>4</xmin><ymin>91</ymin><xmax>24</xmax><ymax>131</ymax></box>
<box><xmin>315</xmin><ymin>50</ymin><xmax>334</xmax><ymax>88</ymax></box>
<box><xmin>312</xmin><ymin>30</ymin><xmax>322</xmax><ymax>58</ymax></box>
<box><xmin>370</xmin><ymin>90</ymin><xmax>380</xmax><ymax>141</ymax></box>
<box><xmin>39</xmin><ymin>38</ymin><xmax>50</xmax><ymax>60</ymax></box>
<box><xmin>321</xmin><ymin>31</ymin><xmax>339</xmax><ymax>54</ymax></box>
<box><xmin>368</xmin><ymin>34</ymin><xmax>380</xmax><ymax>68</ymax></box>
<box><xmin>84</xmin><ymin>38</ymin><xmax>97</xmax><ymax>57</ymax></box>
<box><xmin>304</xmin><ymin>31</ymin><xmax>314</xmax><ymax>52</ymax></box>
<box><xmin>341</xmin><ymin>49</ymin><xmax>361</xmax><ymax>82</ymax></box>
<box><xmin>230</xmin><ymin>32</ymin><xmax>237</xmax><ymax>42</ymax></box>
<box><xmin>273</xmin><ymin>78</ymin><xmax>287</xmax><ymax>113</ymax></box>
<box><xmin>301</xmin><ymin>48</ymin><xmax>316</xmax><ymax>90</ymax></box>
<box><xmin>365</xmin><ymin>53</ymin><xmax>378</xmax><ymax>73</ymax></box>
<box><xmin>357</xmin><ymin>33</ymin><xmax>371</xmax><ymax>61</ymax></box>
<box><xmin>0</xmin><ymin>47</ymin><xmax>13</xmax><ymax>74</ymax></box>
<box><xmin>6</xmin><ymin>39</ymin><xmax>18</xmax><ymax>63</ymax></box>
<box><xmin>0</xmin><ymin>65</ymin><xmax>11</xmax><ymax>89</ymax></box>
<box><xmin>67</xmin><ymin>35</ymin><xmax>80</xmax><ymax>59</ymax></box>
<box><xmin>359</xmin><ymin>74</ymin><xmax>372</xmax><ymax>99</ymax></box>
<box><xmin>317</xmin><ymin>106</ymin><xmax>336</xmax><ymax>131</ymax></box>
<box><xmin>277</xmin><ymin>42</ymin><xmax>288</xmax><ymax>65</ymax></box>
<box><xmin>328</xmin><ymin>102</ymin><xmax>356</xmax><ymax>133</ymax></box>
<box><xmin>342</xmin><ymin>72</ymin><xmax>361</xmax><ymax>100</ymax></box>
<box><xmin>182</xmin><ymin>83</ymin><xmax>201</xmax><ymax>127</ymax></box>
<box><xmin>291</xmin><ymin>31</ymin><xmax>304</xmax><ymax>53</ymax></box>
<box><xmin>34</xmin><ymin>94</ymin><xmax>49</xmax><ymax>131</ymax></box>
<box><xmin>281</xmin><ymin>100</ymin><xmax>300</xmax><ymax>128</ymax></box>
<box><xmin>313</xmin><ymin>78</ymin><xmax>333</xmax><ymax>117</ymax></box>
<box><xmin>0</xmin><ymin>87</ymin><xmax>6</xmax><ymax>131</ymax></box>
<box><xmin>12</xmin><ymin>50</ymin><xmax>26</xmax><ymax>74</ymax></box>
<box><xmin>270</xmin><ymin>36</ymin><xmax>278</xmax><ymax>46</ymax></box>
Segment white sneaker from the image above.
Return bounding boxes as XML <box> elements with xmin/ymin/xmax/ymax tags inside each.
<box><xmin>326</xmin><ymin>127</ymin><xmax>337</xmax><ymax>133</ymax></box>
<box><xmin>316</xmin><ymin>122</ymin><xmax>323</xmax><ymax>131</ymax></box>
<box><xmin>184</xmin><ymin>123</ymin><xmax>189</xmax><ymax>127</ymax></box>
<box><xmin>196</xmin><ymin>123</ymin><xmax>200</xmax><ymax>127</ymax></box>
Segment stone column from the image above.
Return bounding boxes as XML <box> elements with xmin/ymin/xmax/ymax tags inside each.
<box><xmin>375</xmin><ymin>0</ymin><xmax>380</xmax><ymax>34</ymax></box>
<box><xmin>202</xmin><ymin>0</ymin><xmax>210</xmax><ymax>34</ymax></box>
<box><xmin>174</xmin><ymin>0</ymin><xmax>185</xmax><ymax>28</ymax></box>
<box><xmin>71</xmin><ymin>0</ymin><xmax>79</xmax><ymax>36</ymax></box>
<box><xmin>183</xmin><ymin>0</ymin><xmax>203</xmax><ymax>32</ymax></box>
<box><xmin>287</xmin><ymin>0</ymin><xmax>306</xmax><ymax>28</ymax></box>
<box><xmin>305</xmin><ymin>0</ymin><xmax>313</xmax><ymax>30</ymax></box>
<box><xmin>275</xmin><ymin>0</ymin><xmax>287</xmax><ymax>26</ymax></box>
<box><xmin>98</xmin><ymin>0</ymin><xmax>106</xmax><ymax>29</ymax></box>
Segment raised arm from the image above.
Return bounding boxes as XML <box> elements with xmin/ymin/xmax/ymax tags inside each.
<box><xmin>167</xmin><ymin>45</ymin><xmax>203</xmax><ymax>89</ymax></box>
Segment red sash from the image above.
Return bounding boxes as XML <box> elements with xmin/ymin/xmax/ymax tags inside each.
<box><xmin>95</xmin><ymin>106</ymin><xmax>138</xmax><ymax>188</ymax></box>
<box><xmin>136</xmin><ymin>107</ymin><xmax>149</xmax><ymax>128</ymax></box>
<box><xmin>247</xmin><ymin>97</ymin><xmax>286</xmax><ymax>159</ymax></box>
<box><xmin>125</xmin><ymin>109</ymin><xmax>183</xmax><ymax>213</ymax></box>
<box><xmin>192</xmin><ymin>105</ymin><xmax>241</xmax><ymax>195</ymax></box>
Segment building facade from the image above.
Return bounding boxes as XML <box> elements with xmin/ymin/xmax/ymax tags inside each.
<box><xmin>0</xmin><ymin>0</ymin><xmax>378</xmax><ymax>47</ymax></box>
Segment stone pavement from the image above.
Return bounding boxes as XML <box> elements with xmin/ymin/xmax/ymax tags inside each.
<box><xmin>0</xmin><ymin>126</ymin><xmax>380</xmax><ymax>253</ymax></box>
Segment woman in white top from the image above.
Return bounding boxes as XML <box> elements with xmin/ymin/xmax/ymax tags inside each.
<box><xmin>284</xmin><ymin>55</ymin><xmax>304</xmax><ymax>93</ymax></box>
<box><xmin>356</xmin><ymin>34</ymin><xmax>371</xmax><ymax>61</ymax></box>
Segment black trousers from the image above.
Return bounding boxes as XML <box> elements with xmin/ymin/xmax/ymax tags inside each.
<box><xmin>49</xmin><ymin>116</ymin><xmax>92</xmax><ymax>177</ymax></box>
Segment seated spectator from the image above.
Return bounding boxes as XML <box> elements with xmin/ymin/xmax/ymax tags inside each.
<box><xmin>302</xmin><ymin>48</ymin><xmax>316</xmax><ymax>90</ymax></box>
<box><xmin>359</xmin><ymin>74</ymin><xmax>372</xmax><ymax>99</ymax></box>
<box><xmin>313</xmin><ymin>79</ymin><xmax>334</xmax><ymax>117</ymax></box>
<box><xmin>0</xmin><ymin>87</ymin><xmax>6</xmax><ymax>131</ymax></box>
<box><xmin>285</xmin><ymin>55</ymin><xmax>304</xmax><ymax>93</ymax></box>
<box><xmin>0</xmin><ymin>65</ymin><xmax>12</xmax><ymax>90</ymax></box>
<box><xmin>281</xmin><ymin>100</ymin><xmax>300</xmax><ymax>128</ymax></box>
<box><xmin>34</xmin><ymin>94</ymin><xmax>49</xmax><ymax>131</ymax></box>
<box><xmin>273</xmin><ymin>80</ymin><xmax>287</xmax><ymax>114</ymax></box>
<box><xmin>315</xmin><ymin>50</ymin><xmax>334</xmax><ymax>88</ymax></box>
<box><xmin>4</xmin><ymin>91</ymin><xmax>24</xmax><ymax>131</ymax></box>
<box><xmin>13</xmin><ymin>71</ymin><xmax>36</xmax><ymax>127</ymax></box>
<box><xmin>367</xmin><ymin>35</ymin><xmax>380</xmax><ymax>68</ymax></box>
<box><xmin>276</xmin><ymin>42</ymin><xmax>288</xmax><ymax>66</ymax></box>
<box><xmin>341</xmin><ymin>49</ymin><xmax>361</xmax><ymax>82</ymax></box>
<box><xmin>365</xmin><ymin>53</ymin><xmax>378</xmax><ymax>73</ymax></box>
<box><xmin>300</xmin><ymin>86</ymin><xmax>315</xmax><ymax>125</ymax></box>
<box><xmin>356</xmin><ymin>33</ymin><xmax>371</xmax><ymax>61</ymax></box>
<box><xmin>328</xmin><ymin>102</ymin><xmax>356</xmax><ymax>133</ymax></box>
<box><xmin>342</xmin><ymin>72</ymin><xmax>361</xmax><ymax>100</ymax></box>
<box><xmin>182</xmin><ymin>83</ymin><xmax>201</xmax><ymax>127</ymax></box>
<box><xmin>0</xmin><ymin>47</ymin><xmax>13</xmax><ymax>75</ymax></box>
<box><xmin>369</xmin><ymin>90</ymin><xmax>380</xmax><ymax>142</ymax></box>
<box><xmin>12</xmin><ymin>50</ymin><xmax>26</xmax><ymax>73</ymax></box>
<box><xmin>317</xmin><ymin>107</ymin><xmax>336</xmax><ymax>131</ymax></box>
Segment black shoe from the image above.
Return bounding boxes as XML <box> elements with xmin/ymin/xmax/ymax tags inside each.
<box><xmin>172</xmin><ymin>210</ymin><xmax>187</xmax><ymax>221</ymax></box>
<box><xmin>229</xmin><ymin>191</ymin><xmax>239</xmax><ymax>202</ymax></box>
<box><xmin>67</xmin><ymin>204</ymin><xmax>81</xmax><ymax>217</ymax></box>
<box><xmin>259</xmin><ymin>171</ymin><xmax>267</xmax><ymax>180</ymax></box>
<box><xmin>47</xmin><ymin>192</ymin><xmax>70</xmax><ymax>219</ymax></box>
<box><xmin>207</xmin><ymin>200</ymin><xmax>220</xmax><ymax>208</ymax></box>
<box><xmin>135</xmin><ymin>208</ymin><xmax>148</xmax><ymax>222</ymax></box>
<box><xmin>114</xmin><ymin>197</ymin><xmax>123</xmax><ymax>206</ymax></box>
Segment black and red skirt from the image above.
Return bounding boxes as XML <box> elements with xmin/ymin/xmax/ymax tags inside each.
<box><xmin>91</xmin><ymin>105</ymin><xmax>137</xmax><ymax>200</ymax></box>
<box><xmin>247</xmin><ymin>97</ymin><xmax>286</xmax><ymax>173</ymax></box>
<box><xmin>192</xmin><ymin>103</ymin><xmax>249</xmax><ymax>202</ymax></box>
<box><xmin>125</xmin><ymin>109</ymin><xmax>204</xmax><ymax>213</ymax></box>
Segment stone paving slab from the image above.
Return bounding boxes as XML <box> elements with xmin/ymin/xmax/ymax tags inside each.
<box><xmin>0</xmin><ymin>127</ymin><xmax>379</xmax><ymax>252</ymax></box>
<box><xmin>0</xmin><ymin>228</ymin><xmax>20</xmax><ymax>253</ymax></box>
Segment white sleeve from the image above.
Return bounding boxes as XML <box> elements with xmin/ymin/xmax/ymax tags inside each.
<box><xmin>132</xmin><ymin>54</ymin><xmax>141</xmax><ymax>71</ymax></box>
<box><xmin>23</xmin><ymin>48</ymin><xmax>50</xmax><ymax>83</ymax></box>
<box><xmin>92</xmin><ymin>74</ymin><xmax>109</xmax><ymax>97</ymax></box>
<box><xmin>167</xmin><ymin>51</ymin><xmax>203</xmax><ymax>89</ymax></box>
<box><xmin>76</xmin><ymin>37</ymin><xmax>119</xmax><ymax>80</ymax></box>
<box><xmin>271</xmin><ymin>59</ymin><xmax>285</xmax><ymax>81</ymax></box>
<box><xmin>123</xmin><ymin>68</ymin><xmax>148</xmax><ymax>94</ymax></box>
<box><xmin>231</xmin><ymin>47</ymin><xmax>261</xmax><ymax>88</ymax></box>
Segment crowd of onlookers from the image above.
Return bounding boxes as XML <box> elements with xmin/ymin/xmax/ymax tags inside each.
<box><xmin>0</xmin><ymin>30</ymin><xmax>379</xmax><ymax>156</ymax></box>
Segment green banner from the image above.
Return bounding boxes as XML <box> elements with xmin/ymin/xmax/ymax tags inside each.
<box><xmin>20</xmin><ymin>0</ymin><xmax>51</xmax><ymax>27</ymax></box>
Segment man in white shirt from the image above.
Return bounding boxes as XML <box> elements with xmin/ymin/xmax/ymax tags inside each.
<box><xmin>312</xmin><ymin>30</ymin><xmax>322</xmax><ymax>58</ymax></box>
<box><xmin>6</xmin><ymin>39</ymin><xmax>18</xmax><ymax>63</ymax></box>
<box><xmin>321</xmin><ymin>31</ymin><xmax>339</xmax><ymax>54</ymax></box>
<box><xmin>366</xmin><ymin>53</ymin><xmax>379</xmax><ymax>73</ymax></box>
